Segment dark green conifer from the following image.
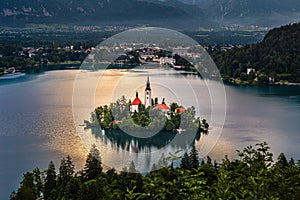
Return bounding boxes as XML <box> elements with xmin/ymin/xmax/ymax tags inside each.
<box><xmin>59</xmin><ymin>155</ymin><xmax>75</xmax><ymax>183</ymax></box>
<box><xmin>180</xmin><ymin>152</ymin><xmax>191</xmax><ymax>169</ymax></box>
<box><xmin>83</xmin><ymin>144</ymin><xmax>103</xmax><ymax>181</ymax></box>
<box><xmin>190</xmin><ymin>144</ymin><xmax>199</xmax><ymax>169</ymax></box>
<box><xmin>13</xmin><ymin>172</ymin><xmax>36</xmax><ymax>200</ymax></box>
<box><xmin>44</xmin><ymin>161</ymin><xmax>56</xmax><ymax>200</ymax></box>
<box><xmin>276</xmin><ymin>153</ymin><xmax>289</xmax><ymax>168</ymax></box>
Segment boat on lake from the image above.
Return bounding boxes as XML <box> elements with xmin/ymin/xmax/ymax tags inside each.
<box><xmin>0</xmin><ymin>68</ymin><xmax>25</xmax><ymax>80</ymax></box>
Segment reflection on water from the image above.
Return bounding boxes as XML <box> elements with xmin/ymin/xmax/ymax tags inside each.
<box><xmin>88</xmin><ymin>127</ymin><xmax>202</xmax><ymax>153</ymax></box>
<box><xmin>73</xmin><ymin>66</ymin><xmax>224</xmax><ymax>173</ymax></box>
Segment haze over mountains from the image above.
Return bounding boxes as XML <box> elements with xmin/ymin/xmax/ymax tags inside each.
<box><xmin>0</xmin><ymin>0</ymin><xmax>299</xmax><ymax>29</ymax></box>
<box><xmin>200</xmin><ymin>0</ymin><xmax>300</xmax><ymax>27</ymax></box>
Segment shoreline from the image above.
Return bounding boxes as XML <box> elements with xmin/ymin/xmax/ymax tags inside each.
<box><xmin>224</xmin><ymin>78</ymin><xmax>300</xmax><ymax>87</ymax></box>
<box><xmin>272</xmin><ymin>82</ymin><xmax>300</xmax><ymax>86</ymax></box>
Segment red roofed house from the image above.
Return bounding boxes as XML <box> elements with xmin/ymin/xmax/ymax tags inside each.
<box><xmin>153</xmin><ymin>98</ymin><xmax>170</xmax><ymax>114</ymax></box>
<box><xmin>153</xmin><ymin>103</ymin><xmax>170</xmax><ymax>112</ymax></box>
<box><xmin>130</xmin><ymin>91</ymin><xmax>142</xmax><ymax>113</ymax></box>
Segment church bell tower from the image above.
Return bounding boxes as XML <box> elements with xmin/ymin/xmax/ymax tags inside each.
<box><xmin>145</xmin><ymin>76</ymin><xmax>151</xmax><ymax>108</ymax></box>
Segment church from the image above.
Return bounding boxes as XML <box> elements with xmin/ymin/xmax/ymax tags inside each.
<box><xmin>130</xmin><ymin>76</ymin><xmax>170</xmax><ymax>113</ymax></box>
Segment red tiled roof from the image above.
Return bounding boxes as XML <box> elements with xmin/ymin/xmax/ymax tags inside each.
<box><xmin>175</xmin><ymin>107</ymin><xmax>186</xmax><ymax>114</ymax></box>
<box><xmin>153</xmin><ymin>104</ymin><xmax>170</xmax><ymax>111</ymax></box>
<box><xmin>132</xmin><ymin>97</ymin><xmax>142</xmax><ymax>105</ymax></box>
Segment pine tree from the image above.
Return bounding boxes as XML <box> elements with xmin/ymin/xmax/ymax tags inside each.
<box><xmin>276</xmin><ymin>153</ymin><xmax>289</xmax><ymax>168</ymax></box>
<box><xmin>14</xmin><ymin>172</ymin><xmax>36</xmax><ymax>200</ymax></box>
<box><xmin>32</xmin><ymin>168</ymin><xmax>43</xmax><ymax>198</ymax></box>
<box><xmin>83</xmin><ymin>144</ymin><xmax>103</xmax><ymax>181</ymax></box>
<box><xmin>59</xmin><ymin>155</ymin><xmax>75</xmax><ymax>184</ymax></box>
<box><xmin>44</xmin><ymin>161</ymin><xmax>56</xmax><ymax>200</ymax></box>
<box><xmin>180</xmin><ymin>152</ymin><xmax>191</xmax><ymax>169</ymax></box>
<box><xmin>190</xmin><ymin>144</ymin><xmax>199</xmax><ymax>169</ymax></box>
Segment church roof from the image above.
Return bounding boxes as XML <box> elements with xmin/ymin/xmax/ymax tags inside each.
<box><xmin>131</xmin><ymin>91</ymin><xmax>142</xmax><ymax>105</ymax></box>
<box><xmin>132</xmin><ymin>97</ymin><xmax>142</xmax><ymax>105</ymax></box>
<box><xmin>153</xmin><ymin>104</ymin><xmax>170</xmax><ymax>111</ymax></box>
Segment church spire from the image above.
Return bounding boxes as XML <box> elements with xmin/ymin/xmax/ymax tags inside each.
<box><xmin>145</xmin><ymin>76</ymin><xmax>151</xmax><ymax>108</ymax></box>
<box><xmin>145</xmin><ymin>75</ymin><xmax>151</xmax><ymax>91</ymax></box>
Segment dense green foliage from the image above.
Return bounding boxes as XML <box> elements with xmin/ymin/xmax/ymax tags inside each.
<box><xmin>93</xmin><ymin>96</ymin><xmax>208</xmax><ymax>133</ymax></box>
<box><xmin>212</xmin><ymin>23</ymin><xmax>300</xmax><ymax>84</ymax></box>
<box><xmin>11</xmin><ymin>142</ymin><xmax>300</xmax><ymax>200</ymax></box>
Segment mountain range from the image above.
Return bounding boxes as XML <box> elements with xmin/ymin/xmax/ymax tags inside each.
<box><xmin>200</xmin><ymin>0</ymin><xmax>300</xmax><ymax>27</ymax></box>
<box><xmin>0</xmin><ymin>0</ymin><xmax>299</xmax><ymax>29</ymax></box>
<box><xmin>0</xmin><ymin>0</ymin><xmax>192</xmax><ymax>26</ymax></box>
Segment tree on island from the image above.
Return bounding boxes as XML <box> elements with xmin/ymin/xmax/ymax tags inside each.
<box><xmin>94</xmin><ymin>96</ymin><xmax>208</xmax><ymax>133</ymax></box>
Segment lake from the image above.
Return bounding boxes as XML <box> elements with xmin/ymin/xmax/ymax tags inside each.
<box><xmin>0</xmin><ymin>69</ymin><xmax>300</xmax><ymax>199</ymax></box>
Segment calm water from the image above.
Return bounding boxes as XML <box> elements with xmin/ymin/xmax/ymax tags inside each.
<box><xmin>1</xmin><ymin>69</ymin><xmax>300</xmax><ymax>199</ymax></box>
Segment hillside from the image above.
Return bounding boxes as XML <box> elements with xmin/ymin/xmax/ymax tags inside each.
<box><xmin>213</xmin><ymin>23</ymin><xmax>300</xmax><ymax>84</ymax></box>
<box><xmin>1</xmin><ymin>0</ymin><xmax>300</xmax><ymax>29</ymax></box>
<box><xmin>200</xmin><ymin>0</ymin><xmax>300</xmax><ymax>27</ymax></box>
<box><xmin>0</xmin><ymin>0</ymin><xmax>195</xmax><ymax>27</ymax></box>
<box><xmin>141</xmin><ymin>0</ymin><xmax>205</xmax><ymax>19</ymax></box>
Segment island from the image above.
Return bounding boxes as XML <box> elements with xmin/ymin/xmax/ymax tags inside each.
<box><xmin>90</xmin><ymin>76</ymin><xmax>209</xmax><ymax>134</ymax></box>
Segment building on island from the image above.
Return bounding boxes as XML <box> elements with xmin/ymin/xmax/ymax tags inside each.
<box><xmin>153</xmin><ymin>98</ymin><xmax>170</xmax><ymax>113</ymax></box>
<box><xmin>130</xmin><ymin>91</ymin><xmax>142</xmax><ymax>113</ymax></box>
<box><xmin>130</xmin><ymin>76</ymin><xmax>170</xmax><ymax>114</ymax></box>
<box><xmin>144</xmin><ymin>76</ymin><xmax>151</xmax><ymax>108</ymax></box>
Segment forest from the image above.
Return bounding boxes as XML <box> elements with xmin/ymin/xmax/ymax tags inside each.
<box><xmin>212</xmin><ymin>23</ymin><xmax>300</xmax><ymax>84</ymax></box>
<box><xmin>10</xmin><ymin>142</ymin><xmax>300</xmax><ymax>200</ymax></box>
